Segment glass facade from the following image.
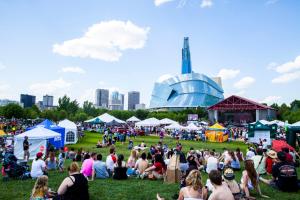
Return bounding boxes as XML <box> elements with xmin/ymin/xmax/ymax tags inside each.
<box><xmin>149</xmin><ymin>73</ymin><xmax>224</xmax><ymax>108</ymax></box>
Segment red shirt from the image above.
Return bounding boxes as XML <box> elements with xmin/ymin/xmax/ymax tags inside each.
<box><xmin>266</xmin><ymin>157</ymin><xmax>273</xmax><ymax>174</ymax></box>
<box><xmin>285</xmin><ymin>153</ymin><xmax>293</xmax><ymax>163</ymax></box>
<box><xmin>154</xmin><ymin>162</ymin><xmax>163</xmax><ymax>174</ymax></box>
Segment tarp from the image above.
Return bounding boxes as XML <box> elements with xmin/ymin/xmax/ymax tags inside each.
<box><xmin>184</xmin><ymin>123</ymin><xmax>200</xmax><ymax>131</ymax></box>
<box><xmin>28</xmin><ymin>119</ymin><xmax>65</xmax><ymax>149</ymax></box>
<box><xmin>14</xmin><ymin>127</ymin><xmax>61</xmax><ymax>160</ymax></box>
<box><xmin>126</xmin><ymin>116</ymin><xmax>141</xmax><ymax>122</ymax></box>
<box><xmin>165</xmin><ymin>123</ymin><xmax>184</xmax><ymax>130</ymax></box>
<box><xmin>272</xmin><ymin>140</ymin><xmax>295</xmax><ymax>152</ymax></box>
<box><xmin>135</xmin><ymin>118</ymin><xmax>161</xmax><ymax>127</ymax></box>
<box><xmin>58</xmin><ymin>119</ymin><xmax>78</xmax><ymax>144</ymax></box>
<box><xmin>160</xmin><ymin>118</ymin><xmax>177</xmax><ymax>125</ymax></box>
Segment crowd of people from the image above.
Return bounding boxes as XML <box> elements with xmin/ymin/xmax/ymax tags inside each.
<box><xmin>25</xmin><ymin>136</ymin><xmax>300</xmax><ymax>200</ymax></box>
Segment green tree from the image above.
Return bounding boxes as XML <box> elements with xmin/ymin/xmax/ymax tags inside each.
<box><xmin>83</xmin><ymin>101</ymin><xmax>98</xmax><ymax>117</ymax></box>
<box><xmin>135</xmin><ymin>109</ymin><xmax>149</xmax><ymax>120</ymax></box>
<box><xmin>74</xmin><ymin>112</ymin><xmax>88</xmax><ymax>122</ymax></box>
<box><xmin>58</xmin><ymin>95</ymin><xmax>79</xmax><ymax>116</ymax></box>
<box><xmin>2</xmin><ymin>103</ymin><xmax>24</xmax><ymax>119</ymax></box>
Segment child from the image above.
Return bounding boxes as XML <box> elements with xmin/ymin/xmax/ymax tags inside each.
<box><xmin>58</xmin><ymin>147</ymin><xmax>65</xmax><ymax>172</ymax></box>
<box><xmin>128</xmin><ymin>140</ymin><xmax>133</xmax><ymax>150</ymax></box>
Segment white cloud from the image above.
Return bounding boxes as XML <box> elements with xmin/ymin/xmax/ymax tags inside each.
<box><xmin>275</xmin><ymin>55</ymin><xmax>300</xmax><ymax>73</ymax></box>
<box><xmin>53</xmin><ymin>20</ymin><xmax>150</xmax><ymax>62</ymax></box>
<box><xmin>217</xmin><ymin>68</ymin><xmax>240</xmax><ymax>80</ymax></box>
<box><xmin>154</xmin><ymin>0</ymin><xmax>174</xmax><ymax>6</ymax></box>
<box><xmin>272</xmin><ymin>70</ymin><xmax>300</xmax><ymax>83</ymax></box>
<box><xmin>234</xmin><ymin>76</ymin><xmax>255</xmax><ymax>90</ymax></box>
<box><xmin>0</xmin><ymin>62</ymin><xmax>6</xmax><ymax>70</ymax></box>
<box><xmin>260</xmin><ymin>96</ymin><xmax>281</xmax><ymax>104</ymax></box>
<box><xmin>266</xmin><ymin>0</ymin><xmax>279</xmax><ymax>5</ymax></box>
<box><xmin>200</xmin><ymin>0</ymin><xmax>213</xmax><ymax>8</ymax></box>
<box><xmin>29</xmin><ymin>78</ymin><xmax>72</xmax><ymax>96</ymax></box>
<box><xmin>60</xmin><ymin>66</ymin><xmax>86</xmax><ymax>74</ymax></box>
<box><xmin>267</xmin><ymin>62</ymin><xmax>278</xmax><ymax>70</ymax></box>
<box><xmin>156</xmin><ymin>74</ymin><xmax>173</xmax><ymax>83</ymax></box>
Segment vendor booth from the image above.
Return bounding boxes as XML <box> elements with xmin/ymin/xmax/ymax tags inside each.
<box><xmin>27</xmin><ymin>119</ymin><xmax>65</xmax><ymax>149</ymax></box>
<box><xmin>287</xmin><ymin>121</ymin><xmax>300</xmax><ymax>148</ymax></box>
<box><xmin>58</xmin><ymin>119</ymin><xmax>78</xmax><ymax>145</ymax></box>
<box><xmin>85</xmin><ymin>113</ymin><xmax>125</xmax><ymax>125</ymax></box>
<box><xmin>14</xmin><ymin>127</ymin><xmax>61</xmax><ymax>160</ymax></box>
<box><xmin>205</xmin><ymin>123</ymin><xmax>229</xmax><ymax>142</ymax></box>
<box><xmin>126</xmin><ymin>116</ymin><xmax>141</xmax><ymax>123</ymax></box>
<box><xmin>248</xmin><ymin>121</ymin><xmax>277</xmax><ymax>145</ymax></box>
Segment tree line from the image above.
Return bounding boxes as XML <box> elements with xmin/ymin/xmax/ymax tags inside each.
<box><xmin>0</xmin><ymin>95</ymin><xmax>208</xmax><ymax>123</ymax></box>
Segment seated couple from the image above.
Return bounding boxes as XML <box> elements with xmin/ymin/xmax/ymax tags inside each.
<box><xmin>140</xmin><ymin>154</ymin><xmax>166</xmax><ymax>180</ymax></box>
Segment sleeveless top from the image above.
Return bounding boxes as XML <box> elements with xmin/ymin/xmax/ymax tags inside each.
<box><xmin>183</xmin><ymin>187</ymin><xmax>204</xmax><ymax>200</ymax></box>
<box><xmin>47</xmin><ymin>158</ymin><xmax>57</xmax><ymax>170</ymax></box>
<box><xmin>63</xmin><ymin>173</ymin><xmax>89</xmax><ymax>200</ymax></box>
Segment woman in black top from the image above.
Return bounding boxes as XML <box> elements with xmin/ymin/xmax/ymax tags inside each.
<box><xmin>57</xmin><ymin>162</ymin><xmax>89</xmax><ymax>200</ymax></box>
<box><xmin>113</xmin><ymin>154</ymin><xmax>128</xmax><ymax>180</ymax></box>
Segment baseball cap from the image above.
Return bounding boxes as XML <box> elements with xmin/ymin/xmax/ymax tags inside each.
<box><xmin>223</xmin><ymin>167</ymin><xmax>235</xmax><ymax>181</ymax></box>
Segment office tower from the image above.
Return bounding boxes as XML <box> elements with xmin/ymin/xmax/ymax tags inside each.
<box><xmin>43</xmin><ymin>95</ymin><xmax>54</xmax><ymax>107</ymax></box>
<box><xmin>181</xmin><ymin>37</ymin><xmax>192</xmax><ymax>74</ymax></box>
<box><xmin>128</xmin><ymin>91</ymin><xmax>140</xmax><ymax>110</ymax></box>
<box><xmin>109</xmin><ymin>91</ymin><xmax>124</xmax><ymax>110</ymax></box>
<box><xmin>95</xmin><ymin>89</ymin><xmax>109</xmax><ymax>108</ymax></box>
<box><xmin>20</xmin><ymin>94</ymin><xmax>36</xmax><ymax>108</ymax></box>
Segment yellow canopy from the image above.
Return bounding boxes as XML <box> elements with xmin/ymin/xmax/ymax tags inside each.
<box><xmin>209</xmin><ymin>123</ymin><xmax>225</xmax><ymax>130</ymax></box>
<box><xmin>0</xmin><ymin>130</ymin><xmax>6</xmax><ymax>136</ymax></box>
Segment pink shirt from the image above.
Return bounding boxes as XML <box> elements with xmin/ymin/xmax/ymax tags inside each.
<box><xmin>81</xmin><ymin>158</ymin><xmax>94</xmax><ymax>177</ymax></box>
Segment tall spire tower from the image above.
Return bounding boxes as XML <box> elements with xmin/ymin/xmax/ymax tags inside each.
<box><xmin>181</xmin><ymin>37</ymin><xmax>192</xmax><ymax>74</ymax></box>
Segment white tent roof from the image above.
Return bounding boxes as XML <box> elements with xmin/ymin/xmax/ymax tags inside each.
<box><xmin>98</xmin><ymin>113</ymin><xmax>126</xmax><ymax>124</ymax></box>
<box><xmin>135</xmin><ymin>117</ymin><xmax>161</xmax><ymax>127</ymax></box>
<box><xmin>165</xmin><ymin>122</ymin><xmax>184</xmax><ymax>130</ymax></box>
<box><xmin>15</xmin><ymin>127</ymin><xmax>61</xmax><ymax>140</ymax></box>
<box><xmin>184</xmin><ymin>123</ymin><xmax>200</xmax><ymax>131</ymax></box>
<box><xmin>159</xmin><ymin>118</ymin><xmax>177</xmax><ymax>125</ymax></box>
<box><xmin>58</xmin><ymin>119</ymin><xmax>77</xmax><ymax>129</ymax></box>
<box><xmin>126</xmin><ymin>116</ymin><xmax>141</xmax><ymax>122</ymax></box>
<box><xmin>199</xmin><ymin>121</ymin><xmax>208</xmax><ymax>125</ymax></box>
<box><xmin>291</xmin><ymin>121</ymin><xmax>300</xmax><ymax>127</ymax></box>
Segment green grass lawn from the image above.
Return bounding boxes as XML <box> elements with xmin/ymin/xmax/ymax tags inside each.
<box><xmin>0</xmin><ymin>132</ymin><xmax>299</xmax><ymax>200</ymax></box>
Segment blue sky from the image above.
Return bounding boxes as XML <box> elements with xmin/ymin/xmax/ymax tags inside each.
<box><xmin>0</xmin><ymin>0</ymin><xmax>300</xmax><ymax>108</ymax></box>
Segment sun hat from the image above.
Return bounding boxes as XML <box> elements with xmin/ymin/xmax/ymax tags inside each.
<box><xmin>223</xmin><ymin>167</ymin><xmax>235</xmax><ymax>180</ymax></box>
<box><xmin>266</xmin><ymin>150</ymin><xmax>277</xmax><ymax>159</ymax></box>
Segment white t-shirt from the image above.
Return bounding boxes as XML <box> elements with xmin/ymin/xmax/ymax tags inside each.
<box><xmin>206</xmin><ymin>156</ymin><xmax>218</xmax><ymax>173</ymax></box>
<box><xmin>246</xmin><ymin>150</ymin><xmax>255</xmax><ymax>160</ymax></box>
<box><xmin>106</xmin><ymin>154</ymin><xmax>116</xmax><ymax>171</ymax></box>
<box><xmin>30</xmin><ymin>159</ymin><xmax>46</xmax><ymax>178</ymax></box>
<box><xmin>262</xmin><ymin>141</ymin><xmax>268</xmax><ymax>150</ymax></box>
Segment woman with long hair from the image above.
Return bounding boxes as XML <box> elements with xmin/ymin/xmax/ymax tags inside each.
<box><xmin>143</xmin><ymin>154</ymin><xmax>166</xmax><ymax>180</ymax></box>
<box><xmin>45</xmin><ymin>151</ymin><xmax>58</xmax><ymax>170</ymax></box>
<box><xmin>178</xmin><ymin>170</ymin><xmax>208</xmax><ymax>200</ymax></box>
<box><xmin>235</xmin><ymin>148</ymin><xmax>244</xmax><ymax>162</ymax></box>
<box><xmin>31</xmin><ymin>175</ymin><xmax>49</xmax><ymax>200</ymax></box>
<box><xmin>113</xmin><ymin>154</ymin><xmax>128</xmax><ymax>180</ymax></box>
<box><xmin>241</xmin><ymin>160</ymin><xmax>269</xmax><ymax>199</ymax></box>
<box><xmin>229</xmin><ymin>151</ymin><xmax>240</xmax><ymax>171</ymax></box>
<box><xmin>127</xmin><ymin>150</ymin><xmax>137</xmax><ymax>168</ymax></box>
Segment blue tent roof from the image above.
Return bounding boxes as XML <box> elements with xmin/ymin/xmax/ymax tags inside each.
<box><xmin>38</xmin><ymin>119</ymin><xmax>55</xmax><ymax>128</ymax></box>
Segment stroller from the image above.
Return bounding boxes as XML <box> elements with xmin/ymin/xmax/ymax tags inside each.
<box><xmin>2</xmin><ymin>153</ymin><xmax>30</xmax><ymax>180</ymax></box>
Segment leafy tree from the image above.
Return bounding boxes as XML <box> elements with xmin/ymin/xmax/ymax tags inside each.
<box><xmin>23</xmin><ymin>108</ymin><xmax>38</xmax><ymax>119</ymax></box>
<box><xmin>58</xmin><ymin>95</ymin><xmax>79</xmax><ymax>116</ymax></box>
<box><xmin>2</xmin><ymin>103</ymin><xmax>24</xmax><ymax>119</ymax></box>
<box><xmin>74</xmin><ymin>112</ymin><xmax>88</xmax><ymax>122</ymax></box>
<box><xmin>135</xmin><ymin>109</ymin><xmax>149</xmax><ymax>120</ymax></box>
<box><xmin>83</xmin><ymin>101</ymin><xmax>98</xmax><ymax>117</ymax></box>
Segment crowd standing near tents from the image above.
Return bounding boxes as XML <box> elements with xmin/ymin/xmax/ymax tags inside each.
<box><xmin>0</xmin><ymin>113</ymin><xmax>300</xmax><ymax>199</ymax></box>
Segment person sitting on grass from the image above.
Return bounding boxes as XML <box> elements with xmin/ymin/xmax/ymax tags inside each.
<box><xmin>58</xmin><ymin>147</ymin><xmax>65</xmax><ymax>173</ymax></box>
<box><xmin>228</xmin><ymin>151</ymin><xmax>240</xmax><ymax>171</ymax></box>
<box><xmin>135</xmin><ymin>152</ymin><xmax>148</xmax><ymax>175</ymax></box>
<box><xmin>31</xmin><ymin>152</ymin><xmax>47</xmax><ymax>179</ymax></box>
<box><xmin>106</xmin><ymin>146</ymin><xmax>117</xmax><ymax>176</ymax></box>
<box><xmin>81</xmin><ymin>152</ymin><xmax>96</xmax><ymax>179</ymax></box>
<box><xmin>222</xmin><ymin>167</ymin><xmax>243</xmax><ymax>200</ymax></box>
<box><xmin>208</xmin><ymin>170</ymin><xmax>234</xmax><ymax>200</ymax></box>
<box><xmin>142</xmin><ymin>154</ymin><xmax>166</xmax><ymax>180</ymax></box>
<box><xmin>127</xmin><ymin>150</ymin><xmax>138</xmax><ymax>168</ymax></box>
<box><xmin>45</xmin><ymin>151</ymin><xmax>57</xmax><ymax>170</ymax></box>
<box><xmin>178</xmin><ymin>170</ymin><xmax>208</xmax><ymax>200</ymax></box>
<box><xmin>68</xmin><ymin>148</ymin><xmax>76</xmax><ymax>160</ymax></box>
<box><xmin>241</xmin><ymin>160</ymin><xmax>269</xmax><ymax>199</ymax></box>
<box><xmin>235</xmin><ymin>148</ymin><xmax>244</xmax><ymax>162</ymax></box>
<box><xmin>57</xmin><ymin>162</ymin><xmax>89</xmax><ymax>200</ymax></box>
<box><xmin>252</xmin><ymin>148</ymin><xmax>266</xmax><ymax>175</ymax></box>
<box><xmin>259</xmin><ymin>151</ymin><xmax>299</xmax><ymax>192</ymax></box>
<box><xmin>30</xmin><ymin>175</ymin><xmax>56</xmax><ymax>200</ymax></box>
<box><xmin>113</xmin><ymin>154</ymin><xmax>128</xmax><ymax>180</ymax></box>
<box><xmin>91</xmin><ymin>154</ymin><xmax>109</xmax><ymax>180</ymax></box>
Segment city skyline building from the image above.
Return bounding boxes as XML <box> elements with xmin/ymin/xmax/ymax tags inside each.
<box><xmin>95</xmin><ymin>89</ymin><xmax>109</xmax><ymax>108</ymax></box>
<box><xmin>43</xmin><ymin>95</ymin><xmax>54</xmax><ymax>108</ymax></box>
<box><xmin>20</xmin><ymin>94</ymin><xmax>36</xmax><ymax>108</ymax></box>
<box><xmin>128</xmin><ymin>91</ymin><xmax>140</xmax><ymax>110</ymax></box>
<box><xmin>109</xmin><ymin>91</ymin><xmax>124</xmax><ymax>110</ymax></box>
<box><xmin>149</xmin><ymin>37</ymin><xmax>224</xmax><ymax>109</ymax></box>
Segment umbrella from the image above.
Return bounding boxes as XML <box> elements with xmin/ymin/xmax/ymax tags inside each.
<box><xmin>272</xmin><ymin>140</ymin><xmax>295</xmax><ymax>152</ymax></box>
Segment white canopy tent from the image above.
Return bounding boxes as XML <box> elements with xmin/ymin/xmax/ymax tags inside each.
<box><xmin>126</xmin><ymin>116</ymin><xmax>141</xmax><ymax>123</ymax></box>
<box><xmin>165</xmin><ymin>122</ymin><xmax>184</xmax><ymax>130</ymax></box>
<box><xmin>98</xmin><ymin>113</ymin><xmax>126</xmax><ymax>124</ymax></box>
<box><xmin>291</xmin><ymin>121</ymin><xmax>300</xmax><ymax>127</ymax></box>
<box><xmin>159</xmin><ymin>118</ymin><xmax>177</xmax><ymax>125</ymax></box>
<box><xmin>14</xmin><ymin>127</ymin><xmax>61</xmax><ymax>160</ymax></box>
<box><xmin>135</xmin><ymin>118</ymin><xmax>161</xmax><ymax>127</ymax></box>
<box><xmin>58</xmin><ymin>119</ymin><xmax>78</xmax><ymax>144</ymax></box>
<box><xmin>184</xmin><ymin>123</ymin><xmax>201</xmax><ymax>131</ymax></box>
